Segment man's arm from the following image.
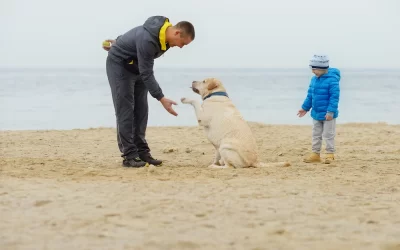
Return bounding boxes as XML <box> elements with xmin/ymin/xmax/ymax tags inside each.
<box><xmin>136</xmin><ymin>39</ymin><xmax>164</xmax><ymax>101</ymax></box>
<box><xmin>102</xmin><ymin>35</ymin><xmax>122</xmax><ymax>51</ymax></box>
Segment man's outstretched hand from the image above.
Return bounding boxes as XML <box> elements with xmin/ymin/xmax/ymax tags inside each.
<box><xmin>160</xmin><ymin>97</ymin><xmax>178</xmax><ymax>116</ymax></box>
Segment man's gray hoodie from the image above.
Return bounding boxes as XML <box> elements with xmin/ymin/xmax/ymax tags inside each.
<box><xmin>108</xmin><ymin>16</ymin><xmax>172</xmax><ymax>100</ymax></box>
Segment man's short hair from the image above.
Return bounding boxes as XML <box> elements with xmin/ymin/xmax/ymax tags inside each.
<box><xmin>175</xmin><ymin>21</ymin><xmax>195</xmax><ymax>40</ymax></box>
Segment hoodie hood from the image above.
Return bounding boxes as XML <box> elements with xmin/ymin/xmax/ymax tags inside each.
<box><xmin>322</xmin><ymin>68</ymin><xmax>341</xmax><ymax>81</ymax></box>
<box><xmin>143</xmin><ymin>16</ymin><xmax>172</xmax><ymax>51</ymax></box>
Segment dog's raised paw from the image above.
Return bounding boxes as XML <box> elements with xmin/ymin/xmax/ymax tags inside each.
<box><xmin>181</xmin><ymin>97</ymin><xmax>193</xmax><ymax>104</ymax></box>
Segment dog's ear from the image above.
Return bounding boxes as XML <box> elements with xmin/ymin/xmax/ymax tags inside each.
<box><xmin>207</xmin><ymin>79</ymin><xmax>219</xmax><ymax>90</ymax></box>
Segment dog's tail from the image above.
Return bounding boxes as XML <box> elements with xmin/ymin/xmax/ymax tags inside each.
<box><xmin>255</xmin><ymin>161</ymin><xmax>291</xmax><ymax>168</ymax></box>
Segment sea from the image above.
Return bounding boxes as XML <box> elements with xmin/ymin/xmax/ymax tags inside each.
<box><xmin>1</xmin><ymin>67</ymin><xmax>400</xmax><ymax>131</ymax></box>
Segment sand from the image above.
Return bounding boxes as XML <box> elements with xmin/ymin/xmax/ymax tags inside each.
<box><xmin>1</xmin><ymin>122</ymin><xmax>400</xmax><ymax>250</ymax></box>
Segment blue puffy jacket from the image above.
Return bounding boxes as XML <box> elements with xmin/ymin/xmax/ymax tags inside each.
<box><xmin>301</xmin><ymin>68</ymin><xmax>341</xmax><ymax>121</ymax></box>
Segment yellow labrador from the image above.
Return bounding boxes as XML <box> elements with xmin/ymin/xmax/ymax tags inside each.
<box><xmin>181</xmin><ymin>78</ymin><xmax>290</xmax><ymax>169</ymax></box>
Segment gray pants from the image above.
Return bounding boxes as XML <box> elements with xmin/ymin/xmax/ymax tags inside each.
<box><xmin>312</xmin><ymin>119</ymin><xmax>336</xmax><ymax>154</ymax></box>
<box><xmin>106</xmin><ymin>56</ymin><xmax>150</xmax><ymax>160</ymax></box>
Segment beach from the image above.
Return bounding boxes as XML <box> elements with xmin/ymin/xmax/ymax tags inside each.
<box><xmin>1</xmin><ymin>122</ymin><xmax>400</xmax><ymax>250</ymax></box>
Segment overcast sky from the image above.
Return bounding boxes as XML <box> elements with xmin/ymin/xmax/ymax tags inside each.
<box><xmin>1</xmin><ymin>0</ymin><xmax>399</xmax><ymax>69</ymax></box>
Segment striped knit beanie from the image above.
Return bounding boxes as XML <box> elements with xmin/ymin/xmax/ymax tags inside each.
<box><xmin>309</xmin><ymin>54</ymin><xmax>329</xmax><ymax>69</ymax></box>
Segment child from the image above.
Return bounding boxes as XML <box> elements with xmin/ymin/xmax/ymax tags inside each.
<box><xmin>297</xmin><ymin>54</ymin><xmax>340</xmax><ymax>164</ymax></box>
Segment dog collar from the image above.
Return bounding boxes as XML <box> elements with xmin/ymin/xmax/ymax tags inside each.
<box><xmin>203</xmin><ymin>91</ymin><xmax>229</xmax><ymax>101</ymax></box>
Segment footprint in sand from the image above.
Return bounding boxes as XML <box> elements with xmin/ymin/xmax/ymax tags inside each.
<box><xmin>34</xmin><ymin>200</ymin><xmax>52</xmax><ymax>207</ymax></box>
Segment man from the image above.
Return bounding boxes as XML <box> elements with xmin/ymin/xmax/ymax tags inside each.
<box><xmin>102</xmin><ymin>16</ymin><xmax>195</xmax><ymax>168</ymax></box>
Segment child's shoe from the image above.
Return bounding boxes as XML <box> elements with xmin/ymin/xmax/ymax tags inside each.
<box><xmin>303</xmin><ymin>152</ymin><xmax>321</xmax><ymax>163</ymax></box>
<box><xmin>323</xmin><ymin>153</ymin><xmax>335</xmax><ymax>164</ymax></box>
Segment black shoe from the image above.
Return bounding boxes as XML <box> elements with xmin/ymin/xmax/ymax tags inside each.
<box><xmin>140</xmin><ymin>154</ymin><xmax>163</xmax><ymax>166</ymax></box>
<box><xmin>122</xmin><ymin>157</ymin><xmax>148</xmax><ymax>168</ymax></box>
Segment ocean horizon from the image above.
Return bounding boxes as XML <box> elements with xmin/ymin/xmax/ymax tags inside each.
<box><xmin>1</xmin><ymin>67</ymin><xmax>400</xmax><ymax>131</ymax></box>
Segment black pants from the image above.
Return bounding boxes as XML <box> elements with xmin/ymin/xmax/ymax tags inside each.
<box><xmin>106</xmin><ymin>56</ymin><xmax>150</xmax><ymax>160</ymax></box>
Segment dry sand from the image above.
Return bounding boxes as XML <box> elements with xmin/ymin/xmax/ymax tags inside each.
<box><xmin>1</xmin><ymin>122</ymin><xmax>400</xmax><ymax>250</ymax></box>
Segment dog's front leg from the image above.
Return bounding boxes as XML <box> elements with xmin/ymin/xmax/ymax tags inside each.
<box><xmin>181</xmin><ymin>98</ymin><xmax>206</xmax><ymax>125</ymax></box>
<box><xmin>207</xmin><ymin>147</ymin><xmax>228</xmax><ymax>168</ymax></box>
<box><xmin>212</xmin><ymin>149</ymin><xmax>221</xmax><ymax>165</ymax></box>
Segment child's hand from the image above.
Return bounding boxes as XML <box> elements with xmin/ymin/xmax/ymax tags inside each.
<box><xmin>325</xmin><ymin>114</ymin><xmax>333</xmax><ymax>121</ymax></box>
<box><xmin>297</xmin><ymin>109</ymin><xmax>307</xmax><ymax>117</ymax></box>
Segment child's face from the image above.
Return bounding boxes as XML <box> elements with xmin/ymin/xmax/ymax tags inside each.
<box><xmin>312</xmin><ymin>69</ymin><xmax>327</xmax><ymax>77</ymax></box>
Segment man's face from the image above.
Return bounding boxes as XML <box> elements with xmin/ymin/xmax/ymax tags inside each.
<box><xmin>169</xmin><ymin>30</ymin><xmax>193</xmax><ymax>48</ymax></box>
